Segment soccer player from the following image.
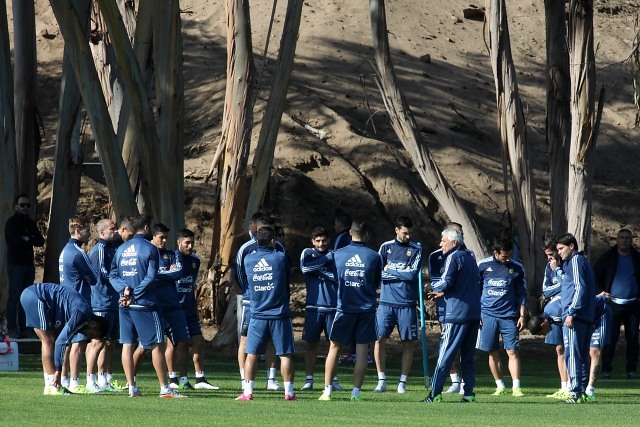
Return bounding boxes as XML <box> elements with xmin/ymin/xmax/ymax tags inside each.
<box><xmin>318</xmin><ymin>220</ymin><xmax>382</xmax><ymax>401</ymax></box>
<box><xmin>173</xmin><ymin>228</ymin><xmax>219</xmax><ymax>390</ymax></box>
<box><xmin>58</xmin><ymin>216</ymin><xmax>99</xmax><ymax>393</ymax></box>
<box><xmin>110</xmin><ymin>214</ymin><xmax>185</xmax><ymax>398</ymax></box>
<box><xmin>476</xmin><ymin>238</ymin><xmax>527</xmax><ymax>397</ymax></box>
<box><xmin>555</xmin><ymin>233</ymin><xmax>596</xmax><ymax>404</ymax></box>
<box><xmin>236</xmin><ymin>227</ymin><xmax>296</xmax><ymax>401</ymax></box>
<box><xmin>422</xmin><ymin>227</ymin><xmax>480</xmax><ymax>403</ymax></box>
<box><xmin>20</xmin><ymin>283</ymin><xmax>108</xmax><ymax>395</ymax></box>
<box><xmin>236</xmin><ymin>214</ymin><xmax>285</xmax><ymax>390</ymax></box>
<box><xmin>299</xmin><ymin>227</ymin><xmax>342</xmax><ymax>391</ymax></box>
<box><xmin>373</xmin><ymin>216</ymin><xmax>422</xmax><ymax>394</ymax></box>
<box><xmin>86</xmin><ymin>218</ymin><xmax>121</xmax><ymax>392</ymax></box>
<box><xmin>586</xmin><ymin>293</ymin><xmax>612</xmax><ymax>401</ymax></box>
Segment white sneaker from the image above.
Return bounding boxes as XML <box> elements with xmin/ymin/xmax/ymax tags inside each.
<box><xmin>331</xmin><ymin>380</ymin><xmax>344</xmax><ymax>391</ymax></box>
<box><xmin>84</xmin><ymin>383</ymin><xmax>103</xmax><ymax>393</ymax></box>
<box><xmin>301</xmin><ymin>381</ymin><xmax>314</xmax><ymax>391</ymax></box>
<box><xmin>397</xmin><ymin>382</ymin><xmax>407</xmax><ymax>394</ymax></box>
<box><xmin>443</xmin><ymin>382</ymin><xmax>461</xmax><ymax>394</ymax></box>
<box><xmin>373</xmin><ymin>382</ymin><xmax>387</xmax><ymax>392</ymax></box>
<box><xmin>267</xmin><ymin>381</ymin><xmax>284</xmax><ymax>391</ymax></box>
<box><xmin>194</xmin><ymin>379</ymin><xmax>220</xmax><ymax>390</ymax></box>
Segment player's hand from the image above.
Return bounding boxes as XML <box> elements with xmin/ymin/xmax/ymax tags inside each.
<box><xmin>53</xmin><ymin>371</ymin><xmax>62</xmax><ymax>388</ymax></box>
<box><xmin>427</xmin><ymin>291</ymin><xmax>444</xmax><ymax>301</ymax></box>
<box><xmin>517</xmin><ymin>316</ymin><xmax>525</xmax><ymax>331</ymax></box>
<box><xmin>564</xmin><ymin>315</ymin><xmax>574</xmax><ymax>328</ymax></box>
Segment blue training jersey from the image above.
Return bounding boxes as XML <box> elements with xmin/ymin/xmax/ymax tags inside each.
<box><xmin>155</xmin><ymin>248</ymin><xmax>183</xmax><ymax>309</ymax></box>
<box><xmin>88</xmin><ymin>239</ymin><xmax>119</xmax><ymax>311</ymax></box>
<box><xmin>559</xmin><ymin>252</ymin><xmax>596</xmax><ymax>323</ymax></box>
<box><xmin>236</xmin><ymin>236</ymin><xmax>285</xmax><ymax>301</ymax></box>
<box><xmin>543</xmin><ymin>262</ymin><xmax>562</xmax><ymax>299</ymax></box>
<box><xmin>333</xmin><ymin>241</ymin><xmax>382</xmax><ymax>314</ymax></box>
<box><xmin>478</xmin><ymin>255</ymin><xmax>527</xmax><ymax>319</ymax></box>
<box><xmin>379</xmin><ymin>239</ymin><xmax>422</xmax><ymax>307</ymax></box>
<box><xmin>176</xmin><ymin>251</ymin><xmax>200</xmax><ymax>316</ymax></box>
<box><xmin>245</xmin><ymin>246</ymin><xmax>291</xmax><ymax>319</ymax></box>
<box><xmin>334</xmin><ymin>228</ymin><xmax>351</xmax><ymax>251</ymax></box>
<box><xmin>543</xmin><ymin>295</ymin><xmax>562</xmax><ymax>324</ymax></box>
<box><xmin>300</xmin><ymin>247</ymin><xmax>337</xmax><ymax>311</ymax></box>
<box><xmin>59</xmin><ymin>238</ymin><xmax>99</xmax><ymax>303</ymax></box>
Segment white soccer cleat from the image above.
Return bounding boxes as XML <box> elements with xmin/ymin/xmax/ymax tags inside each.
<box><xmin>443</xmin><ymin>382</ymin><xmax>461</xmax><ymax>394</ymax></box>
<box><xmin>194</xmin><ymin>379</ymin><xmax>220</xmax><ymax>390</ymax></box>
<box><xmin>397</xmin><ymin>382</ymin><xmax>407</xmax><ymax>394</ymax></box>
<box><xmin>373</xmin><ymin>382</ymin><xmax>387</xmax><ymax>392</ymax></box>
<box><xmin>267</xmin><ymin>381</ymin><xmax>284</xmax><ymax>391</ymax></box>
<box><xmin>301</xmin><ymin>381</ymin><xmax>314</xmax><ymax>391</ymax></box>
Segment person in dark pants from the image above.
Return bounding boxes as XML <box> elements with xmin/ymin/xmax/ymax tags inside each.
<box><xmin>594</xmin><ymin>228</ymin><xmax>640</xmax><ymax>379</ymax></box>
<box><xmin>4</xmin><ymin>194</ymin><xmax>45</xmax><ymax>338</ymax></box>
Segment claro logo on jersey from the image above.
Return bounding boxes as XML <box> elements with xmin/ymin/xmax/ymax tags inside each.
<box><xmin>253</xmin><ymin>258</ymin><xmax>272</xmax><ymax>272</ymax></box>
<box><xmin>123</xmin><ymin>269</ymin><xmax>138</xmax><ymax>277</ymax></box>
<box><xmin>345</xmin><ymin>254</ymin><xmax>365</xmax><ymax>268</ymax></box>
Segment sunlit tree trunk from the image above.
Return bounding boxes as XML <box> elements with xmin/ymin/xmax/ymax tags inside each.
<box><xmin>486</xmin><ymin>0</ymin><xmax>542</xmax><ymax>304</ymax></box>
<box><xmin>208</xmin><ymin>0</ymin><xmax>255</xmax><ymax>344</ymax></box>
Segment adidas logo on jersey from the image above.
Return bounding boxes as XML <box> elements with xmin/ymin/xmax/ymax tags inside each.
<box><xmin>122</xmin><ymin>246</ymin><xmax>137</xmax><ymax>257</ymax></box>
<box><xmin>486</xmin><ymin>267</ymin><xmax>493</xmax><ymax>272</ymax></box>
<box><xmin>253</xmin><ymin>258</ymin><xmax>272</xmax><ymax>272</ymax></box>
<box><xmin>345</xmin><ymin>254</ymin><xmax>365</xmax><ymax>268</ymax></box>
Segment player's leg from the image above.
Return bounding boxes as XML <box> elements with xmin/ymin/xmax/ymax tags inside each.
<box><xmin>237</xmin><ymin>304</ymin><xmax>250</xmax><ymax>384</ymax></box>
<box><xmin>396</xmin><ymin>306</ymin><xmax>418</xmax><ymax>393</ymax></box>
<box><xmin>373</xmin><ymin>304</ymin><xmax>393</xmax><ymax>392</ymax></box>
<box><xmin>265</xmin><ymin>342</ymin><xmax>281</xmax><ymax>390</ymax></box>
<box><xmin>458</xmin><ymin>320</ymin><xmax>480</xmax><ymax>400</ymax></box>
<box><xmin>85</xmin><ymin>339</ymin><xmax>104</xmax><ymax>392</ymax></box>
<box><xmin>351</xmin><ymin>312</ymin><xmax>377</xmax><ymax>400</ymax></box>
<box><xmin>237</xmin><ymin>318</ymin><xmax>267</xmax><ymax>400</ymax></box>
<box><xmin>165</xmin><ymin>338</ymin><xmax>177</xmax><ymax>384</ymax></box>
<box><xmin>423</xmin><ymin>322</ymin><xmax>467</xmax><ymax>402</ymax></box>
<box><xmin>69</xmin><ymin>340</ymin><xmax>87</xmax><ymax>392</ymax></box>
<box><xmin>273</xmin><ymin>318</ymin><xmax>296</xmax><ymax>399</ymax></box>
<box><xmin>302</xmin><ymin>309</ymin><xmax>321</xmax><ymax>390</ymax></box>
<box><xmin>601</xmin><ymin>304</ymin><xmax>623</xmax><ymax>377</ymax></box>
<box><xmin>477</xmin><ymin>315</ymin><xmax>504</xmax><ymax>394</ymax></box>
<box><xmin>501</xmin><ymin>318</ymin><xmax>523</xmax><ymax>396</ymax></box>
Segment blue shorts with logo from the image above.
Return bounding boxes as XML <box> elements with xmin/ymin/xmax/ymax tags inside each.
<box><xmin>545</xmin><ymin>322</ymin><xmax>564</xmax><ymax>346</ymax></box>
<box><xmin>240</xmin><ymin>302</ymin><xmax>251</xmax><ymax>337</ymax></box>
<box><xmin>329</xmin><ymin>311</ymin><xmax>376</xmax><ymax>345</ymax></box>
<box><xmin>129</xmin><ymin>309</ymin><xmax>165</xmax><ymax>350</ymax></box>
<box><xmin>94</xmin><ymin>310</ymin><xmax>119</xmax><ymax>341</ymax></box>
<box><xmin>119</xmin><ymin>307</ymin><xmax>138</xmax><ymax>345</ymax></box>
<box><xmin>245</xmin><ymin>317</ymin><xmax>295</xmax><ymax>356</ymax></box>
<box><xmin>21</xmin><ymin>288</ymin><xmax>50</xmax><ymax>331</ymax></box>
<box><xmin>591</xmin><ymin>307</ymin><xmax>612</xmax><ymax>349</ymax></box>
<box><xmin>303</xmin><ymin>308</ymin><xmax>336</xmax><ymax>342</ymax></box>
<box><xmin>476</xmin><ymin>314</ymin><xmax>520</xmax><ymax>352</ymax></box>
<box><xmin>376</xmin><ymin>304</ymin><xmax>418</xmax><ymax>341</ymax></box>
<box><xmin>162</xmin><ymin>307</ymin><xmax>190</xmax><ymax>345</ymax></box>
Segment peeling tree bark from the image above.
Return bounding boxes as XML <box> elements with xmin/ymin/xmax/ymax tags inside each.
<box><xmin>544</xmin><ymin>0</ymin><xmax>571</xmax><ymax>236</ymax></box>
<box><xmin>486</xmin><ymin>0</ymin><xmax>543</xmax><ymax>304</ymax></box>
<box><xmin>208</xmin><ymin>0</ymin><xmax>256</xmax><ymax>345</ymax></box>
<box><xmin>244</xmin><ymin>0</ymin><xmax>304</xmax><ymax>226</ymax></box>
<box><xmin>567</xmin><ymin>0</ymin><xmax>603</xmax><ymax>255</ymax></box>
<box><xmin>369</xmin><ymin>0</ymin><xmax>488</xmax><ymax>258</ymax></box>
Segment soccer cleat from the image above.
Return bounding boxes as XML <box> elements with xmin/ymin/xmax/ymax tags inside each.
<box><xmin>318</xmin><ymin>392</ymin><xmax>332</xmax><ymax>401</ymax></box>
<box><xmin>546</xmin><ymin>389</ymin><xmax>566</xmax><ymax>398</ymax></box>
<box><xmin>331</xmin><ymin>380</ymin><xmax>344</xmax><ymax>391</ymax></box>
<box><xmin>628</xmin><ymin>372</ymin><xmax>638</xmax><ymax>380</ymax></box>
<box><xmin>444</xmin><ymin>382</ymin><xmax>461</xmax><ymax>394</ymax></box>
<box><xmin>301</xmin><ymin>382</ymin><xmax>314</xmax><ymax>391</ymax></box>
<box><xmin>350</xmin><ymin>395</ymin><xmax>363</xmax><ymax>401</ymax></box>
<box><xmin>98</xmin><ymin>384</ymin><xmax>123</xmax><ymax>393</ymax></box>
<box><xmin>373</xmin><ymin>382</ymin><xmax>387</xmax><ymax>392</ymax></box>
<box><xmin>43</xmin><ymin>386</ymin><xmax>52</xmax><ymax>396</ymax></box>
<box><xmin>602</xmin><ymin>371</ymin><xmax>612</xmax><ymax>379</ymax></box>
<box><xmin>284</xmin><ymin>394</ymin><xmax>298</xmax><ymax>401</ymax></box>
<box><xmin>84</xmin><ymin>383</ymin><xmax>104</xmax><ymax>394</ymax></box>
<box><xmin>179</xmin><ymin>382</ymin><xmax>195</xmax><ymax>391</ymax></box>
<box><xmin>109</xmin><ymin>380</ymin><xmax>128</xmax><ymax>390</ymax></box>
<box><xmin>160</xmin><ymin>389</ymin><xmax>187</xmax><ymax>398</ymax></box>
<box><xmin>397</xmin><ymin>381</ymin><xmax>407</xmax><ymax>394</ymax></box>
<box><xmin>194</xmin><ymin>379</ymin><xmax>220</xmax><ymax>390</ymax></box>
<box><xmin>492</xmin><ymin>387</ymin><xmax>508</xmax><ymax>396</ymax></box>
<box><xmin>586</xmin><ymin>392</ymin><xmax>596</xmax><ymax>402</ymax></box>
<box><xmin>129</xmin><ymin>387</ymin><xmax>142</xmax><ymax>398</ymax></box>
<box><xmin>235</xmin><ymin>393</ymin><xmax>253</xmax><ymax>401</ymax></box>
<box><xmin>461</xmin><ymin>394</ymin><xmax>476</xmax><ymax>403</ymax></box>
<box><xmin>512</xmin><ymin>387</ymin><xmax>524</xmax><ymax>397</ymax></box>
<box><xmin>169</xmin><ymin>377</ymin><xmax>179</xmax><ymax>389</ymax></box>
<box><xmin>422</xmin><ymin>394</ymin><xmax>443</xmax><ymax>403</ymax></box>
<box><xmin>50</xmin><ymin>386</ymin><xmax>73</xmax><ymax>396</ymax></box>
<box><xmin>560</xmin><ymin>396</ymin><xmax>585</xmax><ymax>404</ymax></box>
<box><xmin>69</xmin><ymin>384</ymin><xmax>88</xmax><ymax>394</ymax></box>
<box><xmin>266</xmin><ymin>381</ymin><xmax>284</xmax><ymax>391</ymax></box>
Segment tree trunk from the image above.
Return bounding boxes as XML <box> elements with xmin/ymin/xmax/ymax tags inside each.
<box><xmin>369</xmin><ymin>0</ymin><xmax>488</xmax><ymax>258</ymax></box>
<box><xmin>566</xmin><ymin>0</ymin><xmax>602</xmax><ymax>255</ymax></box>
<box><xmin>0</xmin><ymin>0</ymin><xmax>17</xmax><ymax>316</ymax></box>
<box><xmin>544</xmin><ymin>0</ymin><xmax>571</xmax><ymax>236</ymax></box>
<box><xmin>208</xmin><ymin>0</ymin><xmax>256</xmax><ymax>345</ymax></box>
<box><xmin>486</xmin><ymin>0</ymin><xmax>542</xmax><ymax>305</ymax></box>
<box><xmin>49</xmin><ymin>0</ymin><xmax>138</xmax><ymax>218</ymax></box>
<box><xmin>244</xmin><ymin>0</ymin><xmax>304</xmax><ymax>226</ymax></box>
<box><xmin>43</xmin><ymin>0</ymin><xmax>91</xmax><ymax>283</ymax></box>
<box><xmin>153</xmin><ymin>0</ymin><xmax>185</xmax><ymax>235</ymax></box>
<box><xmin>13</xmin><ymin>0</ymin><xmax>40</xmax><ymax>212</ymax></box>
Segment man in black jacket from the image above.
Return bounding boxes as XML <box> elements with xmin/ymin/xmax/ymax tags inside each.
<box><xmin>594</xmin><ymin>229</ymin><xmax>640</xmax><ymax>379</ymax></box>
<box><xmin>4</xmin><ymin>194</ymin><xmax>45</xmax><ymax>338</ymax></box>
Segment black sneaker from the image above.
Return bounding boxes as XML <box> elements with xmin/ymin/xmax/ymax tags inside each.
<box><xmin>602</xmin><ymin>371</ymin><xmax>612</xmax><ymax>379</ymax></box>
<box><xmin>560</xmin><ymin>395</ymin><xmax>586</xmax><ymax>404</ymax></box>
<box><xmin>627</xmin><ymin>372</ymin><xmax>637</xmax><ymax>379</ymax></box>
<box><xmin>422</xmin><ymin>394</ymin><xmax>443</xmax><ymax>403</ymax></box>
<box><xmin>169</xmin><ymin>377</ymin><xmax>179</xmax><ymax>389</ymax></box>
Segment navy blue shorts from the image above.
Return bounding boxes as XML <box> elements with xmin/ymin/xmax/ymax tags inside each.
<box><xmin>303</xmin><ymin>309</ymin><xmax>336</xmax><ymax>342</ymax></box>
<box><xmin>240</xmin><ymin>303</ymin><xmax>252</xmax><ymax>337</ymax></box>
<box><xmin>545</xmin><ymin>323</ymin><xmax>563</xmax><ymax>346</ymax></box>
<box><xmin>162</xmin><ymin>308</ymin><xmax>190</xmax><ymax>345</ymax></box>
<box><xmin>245</xmin><ymin>318</ymin><xmax>295</xmax><ymax>356</ymax></box>
<box><xmin>375</xmin><ymin>304</ymin><xmax>418</xmax><ymax>341</ymax></box>
<box><xmin>329</xmin><ymin>311</ymin><xmax>376</xmax><ymax>345</ymax></box>
<box><xmin>476</xmin><ymin>314</ymin><xmax>520</xmax><ymax>352</ymax></box>
<box><xmin>119</xmin><ymin>307</ymin><xmax>138</xmax><ymax>345</ymax></box>
<box><xmin>129</xmin><ymin>309</ymin><xmax>165</xmax><ymax>350</ymax></box>
<box><xmin>185</xmin><ymin>313</ymin><xmax>202</xmax><ymax>337</ymax></box>
<box><xmin>71</xmin><ymin>331</ymin><xmax>90</xmax><ymax>343</ymax></box>
<box><xmin>94</xmin><ymin>311</ymin><xmax>119</xmax><ymax>341</ymax></box>
<box><xmin>591</xmin><ymin>308</ymin><xmax>612</xmax><ymax>349</ymax></box>
<box><xmin>21</xmin><ymin>287</ymin><xmax>50</xmax><ymax>330</ymax></box>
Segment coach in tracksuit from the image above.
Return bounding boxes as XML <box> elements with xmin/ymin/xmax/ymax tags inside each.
<box><xmin>423</xmin><ymin>227</ymin><xmax>480</xmax><ymax>403</ymax></box>
<box><xmin>555</xmin><ymin>233</ymin><xmax>596</xmax><ymax>404</ymax></box>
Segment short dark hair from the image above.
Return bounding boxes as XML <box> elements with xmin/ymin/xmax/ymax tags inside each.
<box><xmin>250</xmin><ymin>212</ymin><xmax>265</xmax><ymax>223</ymax></box>
<box><xmin>14</xmin><ymin>193</ymin><xmax>29</xmax><ymax>204</ymax></box>
<box><xmin>177</xmin><ymin>228</ymin><xmax>195</xmax><ymax>240</ymax></box>
<box><xmin>351</xmin><ymin>220</ymin><xmax>371</xmax><ymax>241</ymax></box>
<box><xmin>335</xmin><ymin>209</ymin><xmax>352</xmax><ymax>229</ymax></box>
<box><xmin>491</xmin><ymin>238</ymin><xmax>513</xmax><ymax>253</ymax></box>
<box><xmin>311</xmin><ymin>227</ymin><xmax>329</xmax><ymax>239</ymax></box>
<box><xmin>527</xmin><ymin>315</ymin><xmax>546</xmax><ymax>335</ymax></box>
<box><xmin>131</xmin><ymin>214</ymin><xmax>152</xmax><ymax>233</ymax></box>
<box><xmin>152</xmin><ymin>223</ymin><xmax>170</xmax><ymax>235</ymax></box>
<box><xmin>395</xmin><ymin>216</ymin><xmax>413</xmax><ymax>229</ymax></box>
<box><xmin>257</xmin><ymin>216</ymin><xmax>277</xmax><ymax>228</ymax></box>
<box><xmin>119</xmin><ymin>216</ymin><xmax>135</xmax><ymax>232</ymax></box>
<box><xmin>256</xmin><ymin>226</ymin><xmax>275</xmax><ymax>246</ymax></box>
<box><xmin>82</xmin><ymin>315</ymin><xmax>110</xmax><ymax>339</ymax></box>
<box><xmin>543</xmin><ymin>235</ymin><xmax>557</xmax><ymax>251</ymax></box>
<box><xmin>554</xmin><ymin>233</ymin><xmax>578</xmax><ymax>251</ymax></box>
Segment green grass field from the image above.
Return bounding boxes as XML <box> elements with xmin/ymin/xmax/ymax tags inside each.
<box><xmin>2</xmin><ymin>341</ymin><xmax>639</xmax><ymax>426</ymax></box>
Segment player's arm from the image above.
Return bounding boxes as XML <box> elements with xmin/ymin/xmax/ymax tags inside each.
<box><xmin>77</xmin><ymin>251</ymin><xmax>99</xmax><ymax>286</ymax></box>
<box><xmin>567</xmin><ymin>259</ymin><xmax>587</xmax><ymax>316</ymax></box>
<box><xmin>133</xmin><ymin>250</ymin><xmax>159</xmax><ymax>299</ymax></box>
<box><xmin>516</xmin><ymin>267</ymin><xmax>528</xmax><ymax>329</ymax></box>
<box><xmin>385</xmin><ymin>247</ymin><xmax>423</xmax><ymax>282</ymax></box>
<box><xmin>431</xmin><ymin>254</ymin><xmax>458</xmax><ymax>293</ymax></box>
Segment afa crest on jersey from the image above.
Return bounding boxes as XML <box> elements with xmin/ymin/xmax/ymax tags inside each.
<box><xmin>406</xmin><ymin>249</ymin><xmax>413</xmax><ymax>257</ymax></box>
<box><xmin>509</xmin><ymin>268</ymin><xmax>514</xmax><ymax>275</ymax></box>
<box><xmin>192</xmin><ymin>262</ymin><xmax>197</xmax><ymax>269</ymax></box>
<box><xmin>163</xmin><ymin>254</ymin><xmax>169</xmax><ymax>262</ymax></box>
